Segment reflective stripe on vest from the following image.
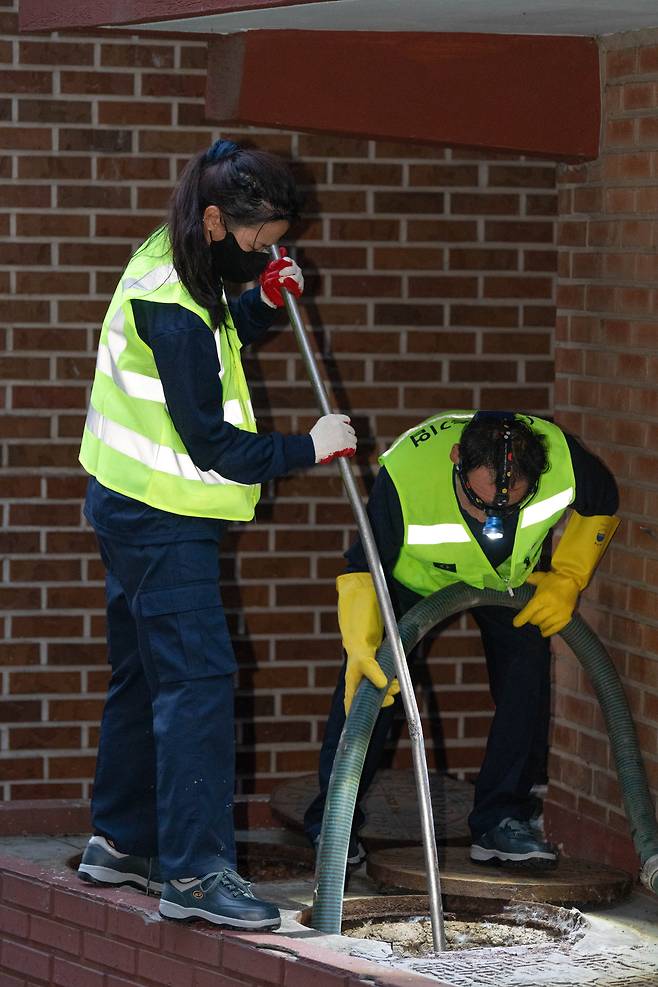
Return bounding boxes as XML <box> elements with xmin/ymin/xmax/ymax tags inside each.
<box><xmin>84</xmin><ymin>405</ymin><xmax>248</xmax><ymax>487</ymax></box>
<box><xmin>407</xmin><ymin>524</ymin><xmax>471</xmax><ymax>545</ymax></box>
<box><xmin>79</xmin><ymin>226</ymin><xmax>260</xmax><ymax>520</ymax></box>
<box><xmin>381</xmin><ymin>411</ymin><xmax>576</xmax><ymax>595</ymax></box>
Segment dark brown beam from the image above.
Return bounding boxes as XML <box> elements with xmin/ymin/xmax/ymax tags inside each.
<box><xmin>207</xmin><ymin>30</ymin><xmax>601</xmax><ymax>160</ymax></box>
<box><xmin>18</xmin><ymin>0</ymin><xmax>313</xmax><ymax>32</ymax></box>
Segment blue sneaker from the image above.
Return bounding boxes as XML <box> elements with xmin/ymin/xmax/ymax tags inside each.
<box><xmin>78</xmin><ymin>836</ymin><xmax>163</xmax><ymax>895</ymax></box>
<box><xmin>470</xmin><ymin>817</ymin><xmax>558</xmax><ymax>866</ymax></box>
<box><xmin>159</xmin><ymin>869</ymin><xmax>280</xmax><ymax>929</ymax></box>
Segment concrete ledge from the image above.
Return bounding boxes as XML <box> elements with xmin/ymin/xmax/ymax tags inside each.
<box><xmin>0</xmin><ymin>800</ymin><xmax>443</xmax><ymax>987</ymax></box>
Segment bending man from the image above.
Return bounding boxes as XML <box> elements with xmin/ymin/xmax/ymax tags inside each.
<box><xmin>304</xmin><ymin>410</ymin><xmax>618</xmax><ymax>866</ymax></box>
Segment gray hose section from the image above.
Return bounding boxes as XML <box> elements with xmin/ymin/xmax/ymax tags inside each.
<box><xmin>313</xmin><ymin>582</ymin><xmax>658</xmax><ymax>932</ymax></box>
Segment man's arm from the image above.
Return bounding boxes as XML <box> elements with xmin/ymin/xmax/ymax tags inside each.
<box><xmin>514</xmin><ymin>433</ymin><xmax>619</xmax><ymax>637</ymax></box>
<box><xmin>339</xmin><ymin>467</ymin><xmax>405</xmax><ymax>712</ymax></box>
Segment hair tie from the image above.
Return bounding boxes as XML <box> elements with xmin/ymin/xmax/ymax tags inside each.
<box><xmin>205</xmin><ymin>139</ymin><xmax>239</xmax><ymax>164</ymax></box>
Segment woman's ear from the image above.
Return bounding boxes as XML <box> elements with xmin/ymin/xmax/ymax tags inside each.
<box><xmin>450</xmin><ymin>443</ymin><xmax>461</xmax><ymax>465</ymax></box>
<box><xmin>202</xmin><ymin>205</ymin><xmax>225</xmax><ymax>244</ymax></box>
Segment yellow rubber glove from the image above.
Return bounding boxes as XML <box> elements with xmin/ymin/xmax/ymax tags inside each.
<box><xmin>337</xmin><ymin>572</ymin><xmax>400</xmax><ymax>714</ymax></box>
<box><xmin>513</xmin><ymin>513</ymin><xmax>620</xmax><ymax>637</ymax></box>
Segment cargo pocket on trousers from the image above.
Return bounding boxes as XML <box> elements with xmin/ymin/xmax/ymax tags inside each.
<box><xmin>139</xmin><ymin>583</ymin><xmax>237</xmax><ymax>684</ymax></box>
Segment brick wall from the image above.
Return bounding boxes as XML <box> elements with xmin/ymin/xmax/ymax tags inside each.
<box><xmin>1</xmin><ymin>0</ymin><xmax>557</xmax><ymax>800</ymax></box>
<box><xmin>551</xmin><ymin>27</ymin><xmax>658</xmax><ymax>867</ymax></box>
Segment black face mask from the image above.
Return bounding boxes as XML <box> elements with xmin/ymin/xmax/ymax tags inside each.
<box><xmin>210</xmin><ymin>232</ymin><xmax>269</xmax><ymax>284</ymax></box>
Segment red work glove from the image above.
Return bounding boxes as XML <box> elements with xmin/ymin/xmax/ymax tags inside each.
<box><xmin>259</xmin><ymin>247</ymin><xmax>304</xmax><ymax>308</ymax></box>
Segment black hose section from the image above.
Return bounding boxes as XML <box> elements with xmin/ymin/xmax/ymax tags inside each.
<box><xmin>312</xmin><ymin>582</ymin><xmax>658</xmax><ymax>934</ymax></box>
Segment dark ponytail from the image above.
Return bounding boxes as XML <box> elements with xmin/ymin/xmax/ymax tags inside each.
<box><xmin>168</xmin><ymin>139</ymin><xmax>302</xmax><ymax>326</ymax></box>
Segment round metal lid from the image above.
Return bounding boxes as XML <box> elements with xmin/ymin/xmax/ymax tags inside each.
<box><xmin>270</xmin><ymin>769</ymin><xmax>473</xmax><ymax>846</ymax></box>
<box><xmin>366</xmin><ymin>845</ymin><xmax>634</xmax><ymax>907</ymax></box>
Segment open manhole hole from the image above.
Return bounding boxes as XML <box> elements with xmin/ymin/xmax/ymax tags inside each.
<box><xmin>68</xmin><ymin>841</ymin><xmax>315</xmax><ymax>885</ymax></box>
<box><xmin>300</xmin><ymin>896</ymin><xmax>586</xmax><ymax>956</ymax></box>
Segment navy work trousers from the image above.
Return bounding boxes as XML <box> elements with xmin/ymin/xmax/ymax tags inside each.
<box><xmin>303</xmin><ymin>603</ymin><xmax>551</xmax><ymax>842</ymax></box>
<box><xmin>90</xmin><ymin>532</ymin><xmax>238</xmax><ymax>880</ymax></box>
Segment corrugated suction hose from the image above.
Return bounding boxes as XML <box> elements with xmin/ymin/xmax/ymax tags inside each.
<box><xmin>312</xmin><ymin>582</ymin><xmax>658</xmax><ymax>934</ymax></box>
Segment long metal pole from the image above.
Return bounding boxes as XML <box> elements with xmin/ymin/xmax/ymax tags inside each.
<box><xmin>269</xmin><ymin>245</ymin><xmax>446</xmax><ymax>951</ymax></box>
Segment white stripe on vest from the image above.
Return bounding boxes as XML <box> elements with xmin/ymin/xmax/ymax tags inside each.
<box><xmin>407</xmin><ymin>523</ymin><xmax>471</xmax><ymax>545</ymax></box>
<box><xmin>520</xmin><ymin>487</ymin><xmax>573</xmax><ymax>528</ymax></box>
<box><xmin>85</xmin><ymin>405</ymin><xmax>247</xmax><ymax>487</ymax></box>
<box><xmin>96</xmin><ymin>305</ymin><xmax>244</xmax><ymax>425</ymax></box>
<box><xmin>122</xmin><ymin>264</ymin><xmax>179</xmax><ymax>294</ymax></box>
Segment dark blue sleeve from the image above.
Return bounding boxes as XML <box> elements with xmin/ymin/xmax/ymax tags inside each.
<box><xmin>131</xmin><ymin>299</ymin><xmax>314</xmax><ymax>484</ymax></box>
<box><xmin>565</xmin><ymin>434</ymin><xmax>619</xmax><ymax>515</ymax></box>
<box><xmin>346</xmin><ymin>467</ymin><xmax>420</xmax><ymax>617</ymax></box>
<box><xmin>346</xmin><ymin>467</ymin><xmax>404</xmax><ymax>575</ymax></box>
<box><xmin>227</xmin><ymin>286</ymin><xmax>277</xmax><ymax>346</ymax></box>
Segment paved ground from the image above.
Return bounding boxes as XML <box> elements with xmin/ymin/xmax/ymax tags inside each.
<box><xmin>3</xmin><ymin>831</ymin><xmax>658</xmax><ymax>986</ymax></box>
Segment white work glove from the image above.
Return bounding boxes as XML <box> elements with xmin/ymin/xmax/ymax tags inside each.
<box><xmin>310</xmin><ymin>414</ymin><xmax>357</xmax><ymax>465</ymax></box>
<box><xmin>259</xmin><ymin>248</ymin><xmax>304</xmax><ymax>308</ymax></box>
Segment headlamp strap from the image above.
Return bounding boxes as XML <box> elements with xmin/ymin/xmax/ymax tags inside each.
<box><xmin>493</xmin><ymin>424</ymin><xmax>514</xmax><ymax>509</ymax></box>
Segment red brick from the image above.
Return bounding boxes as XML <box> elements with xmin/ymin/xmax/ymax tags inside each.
<box><xmin>0</xmin><ymin>972</ymin><xmax>25</xmax><ymax>987</ymax></box>
<box><xmin>0</xmin><ymin>69</ymin><xmax>52</xmax><ymax>93</ymax></box>
<box><xmin>606</xmin><ymin>47</ymin><xmax>637</xmax><ymax>79</ymax></box>
<box><xmin>623</xmin><ymin>81</ymin><xmax>657</xmax><ymax>110</ymax></box>
<box><xmin>407</xmin><ymin>219</ymin><xmax>477</xmax><ymax>241</ymax></box>
<box><xmin>106</xmin><ymin>905</ymin><xmax>161</xmax><ymax>948</ymax></box>
<box><xmin>485</xmin><ymin>220</ymin><xmax>553</xmax><ymax>242</ymax></box>
<box><xmin>53</xmin><ymin>956</ymin><xmax>105</xmax><ymax>987</ymax></box>
<box><xmin>141</xmin><ymin>72</ymin><xmax>205</xmax><ymax>99</ymax></box>
<box><xmin>3</xmin><ymin>873</ymin><xmax>51</xmax><ymax>914</ymax></box>
<box><xmin>222</xmin><ymin>939</ymin><xmax>285</xmax><ymax>984</ymax></box>
<box><xmin>605</xmin><ymin>117</ymin><xmax>635</xmax><ymax>146</ymax></box>
<box><xmin>18</xmin><ymin>155</ymin><xmax>92</xmax><ymax>180</ymax></box>
<box><xmin>9</xmin><ymin>727</ymin><xmax>81</xmax><ymax>750</ymax></box>
<box><xmin>83</xmin><ymin>931</ymin><xmax>136</xmax><ymax>975</ymax></box>
<box><xmin>0</xmin><ymin>902</ymin><xmax>30</xmax><ymax>937</ymax></box>
<box><xmin>488</xmin><ymin>164</ymin><xmax>555</xmax><ymax>188</ymax></box>
<box><xmin>50</xmin><ymin>890</ymin><xmax>105</xmax><ymax>932</ymax></box>
<box><xmin>409</xmin><ymin>163</ymin><xmax>479</xmax><ymax>186</ymax></box>
<box><xmin>2</xmin><ymin>940</ymin><xmax>52</xmax><ymax>982</ymax></box>
<box><xmin>18</xmin><ymin>98</ymin><xmax>91</xmax><ymax>124</ymax></box>
<box><xmin>99</xmin><ymin>42</ymin><xmax>175</xmax><ymax>68</ymax></box>
<box><xmin>333</xmin><ymin>161</ymin><xmax>402</xmax><ymax>185</ymax></box>
<box><xmin>374</xmin><ymin>190</ymin><xmax>444</xmax><ymax>213</ymax></box>
<box><xmin>31</xmin><ymin>914</ymin><xmax>81</xmax><ymax>955</ymax></box>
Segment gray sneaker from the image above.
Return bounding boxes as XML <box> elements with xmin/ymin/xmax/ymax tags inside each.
<box><xmin>159</xmin><ymin>869</ymin><xmax>280</xmax><ymax>929</ymax></box>
<box><xmin>312</xmin><ymin>833</ymin><xmax>367</xmax><ymax>867</ymax></box>
<box><xmin>78</xmin><ymin>835</ymin><xmax>163</xmax><ymax>895</ymax></box>
<box><xmin>470</xmin><ymin>817</ymin><xmax>558</xmax><ymax>866</ymax></box>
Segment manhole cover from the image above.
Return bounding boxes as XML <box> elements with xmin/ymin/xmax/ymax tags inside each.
<box><xmin>367</xmin><ymin>846</ymin><xmax>634</xmax><ymax>908</ymax></box>
<box><xmin>270</xmin><ymin>770</ymin><xmax>473</xmax><ymax>846</ymax></box>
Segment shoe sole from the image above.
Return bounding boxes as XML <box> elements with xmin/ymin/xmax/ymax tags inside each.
<box><xmin>470</xmin><ymin>846</ymin><xmax>557</xmax><ymax>866</ymax></box>
<box><xmin>159</xmin><ymin>900</ymin><xmax>280</xmax><ymax>929</ymax></box>
<box><xmin>78</xmin><ymin>865</ymin><xmax>164</xmax><ymax>895</ymax></box>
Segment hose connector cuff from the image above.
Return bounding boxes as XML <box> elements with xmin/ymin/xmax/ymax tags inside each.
<box><xmin>640</xmin><ymin>853</ymin><xmax>658</xmax><ymax>894</ymax></box>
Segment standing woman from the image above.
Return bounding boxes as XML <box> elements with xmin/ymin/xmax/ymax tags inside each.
<box><xmin>76</xmin><ymin>139</ymin><xmax>356</xmax><ymax>930</ymax></box>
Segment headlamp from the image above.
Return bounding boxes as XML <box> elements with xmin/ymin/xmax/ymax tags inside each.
<box><xmin>482</xmin><ymin>513</ymin><xmax>505</xmax><ymax>541</ymax></box>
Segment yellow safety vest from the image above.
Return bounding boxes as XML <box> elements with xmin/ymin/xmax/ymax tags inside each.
<box><xmin>380</xmin><ymin>411</ymin><xmax>575</xmax><ymax>595</ymax></box>
<box><xmin>80</xmin><ymin>226</ymin><xmax>260</xmax><ymax>520</ymax></box>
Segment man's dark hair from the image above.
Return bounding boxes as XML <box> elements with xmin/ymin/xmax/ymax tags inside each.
<box><xmin>459</xmin><ymin>414</ymin><xmax>549</xmax><ymax>487</ymax></box>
